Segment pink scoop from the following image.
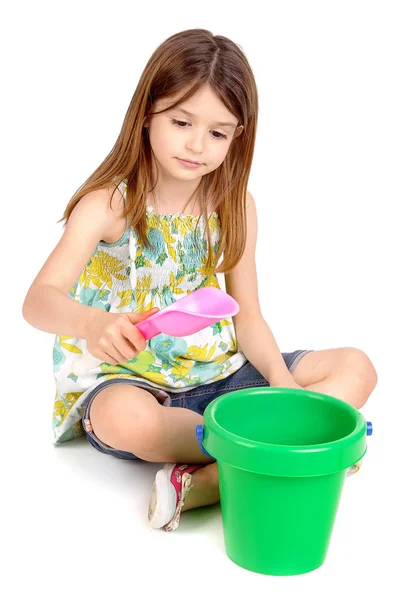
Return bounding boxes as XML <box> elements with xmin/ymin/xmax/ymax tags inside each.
<box><xmin>72</xmin><ymin>287</ymin><xmax>239</xmax><ymax>375</ymax></box>
<box><xmin>135</xmin><ymin>287</ymin><xmax>239</xmax><ymax>339</ymax></box>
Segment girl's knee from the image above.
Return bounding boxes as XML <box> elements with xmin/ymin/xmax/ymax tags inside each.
<box><xmin>89</xmin><ymin>385</ymin><xmax>164</xmax><ymax>455</ymax></box>
<box><xmin>344</xmin><ymin>348</ymin><xmax>378</xmax><ymax>396</ymax></box>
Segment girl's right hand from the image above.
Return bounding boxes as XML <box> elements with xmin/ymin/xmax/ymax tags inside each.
<box><xmin>84</xmin><ymin>307</ymin><xmax>159</xmax><ymax>365</ymax></box>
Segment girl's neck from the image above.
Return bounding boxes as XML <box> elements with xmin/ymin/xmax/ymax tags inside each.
<box><xmin>147</xmin><ymin>191</ymin><xmax>196</xmax><ymax>214</ymax></box>
<box><xmin>146</xmin><ymin>190</ymin><xmax>215</xmax><ymax>216</ymax></box>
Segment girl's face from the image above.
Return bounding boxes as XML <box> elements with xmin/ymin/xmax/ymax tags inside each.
<box><xmin>145</xmin><ymin>83</ymin><xmax>242</xmax><ymax>181</ymax></box>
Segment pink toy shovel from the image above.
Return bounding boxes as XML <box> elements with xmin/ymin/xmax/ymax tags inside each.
<box><xmin>72</xmin><ymin>287</ymin><xmax>239</xmax><ymax>376</ymax></box>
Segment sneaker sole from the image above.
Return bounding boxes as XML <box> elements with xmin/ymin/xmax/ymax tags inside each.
<box><xmin>148</xmin><ymin>464</ymin><xmax>177</xmax><ymax>529</ymax></box>
<box><xmin>346</xmin><ymin>462</ymin><xmax>362</xmax><ymax>476</ymax></box>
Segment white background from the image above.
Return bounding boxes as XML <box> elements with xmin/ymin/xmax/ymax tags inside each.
<box><xmin>3</xmin><ymin>1</ymin><xmax>398</xmax><ymax>598</ymax></box>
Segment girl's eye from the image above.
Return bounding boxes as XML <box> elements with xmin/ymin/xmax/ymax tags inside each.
<box><xmin>171</xmin><ymin>119</ymin><xmax>227</xmax><ymax>140</ymax></box>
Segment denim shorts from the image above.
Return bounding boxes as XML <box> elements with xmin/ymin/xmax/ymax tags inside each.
<box><xmin>82</xmin><ymin>349</ymin><xmax>313</xmax><ymax>460</ymax></box>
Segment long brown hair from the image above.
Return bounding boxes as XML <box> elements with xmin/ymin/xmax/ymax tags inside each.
<box><xmin>59</xmin><ymin>29</ymin><xmax>258</xmax><ymax>274</ymax></box>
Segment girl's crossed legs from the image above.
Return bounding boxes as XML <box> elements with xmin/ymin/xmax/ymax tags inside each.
<box><xmin>82</xmin><ymin>347</ymin><xmax>377</xmax><ymax>516</ymax></box>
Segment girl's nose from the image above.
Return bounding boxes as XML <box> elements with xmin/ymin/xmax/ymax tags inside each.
<box><xmin>186</xmin><ymin>130</ymin><xmax>206</xmax><ymax>154</ymax></box>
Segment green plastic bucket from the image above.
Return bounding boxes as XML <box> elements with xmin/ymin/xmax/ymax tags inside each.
<box><xmin>196</xmin><ymin>387</ymin><xmax>370</xmax><ymax>576</ymax></box>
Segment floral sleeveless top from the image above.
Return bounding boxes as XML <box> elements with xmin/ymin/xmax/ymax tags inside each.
<box><xmin>52</xmin><ymin>179</ymin><xmax>247</xmax><ymax>443</ymax></box>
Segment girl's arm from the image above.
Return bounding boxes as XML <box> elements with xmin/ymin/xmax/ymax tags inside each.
<box><xmin>225</xmin><ymin>191</ymin><xmax>296</xmax><ymax>386</ymax></box>
<box><xmin>22</xmin><ymin>188</ymin><xmax>125</xmax><ymax>338</ymax></box>
<box><xmin>231</xmin><ymin>318</ymin><xmax>296</xmax><ymax>386</ymax></box>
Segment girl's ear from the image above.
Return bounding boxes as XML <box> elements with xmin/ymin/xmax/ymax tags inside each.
<box><xmin>233</xmin><ymin>125</ymin><xmax>244</xmax><ymax>138</ymax></box>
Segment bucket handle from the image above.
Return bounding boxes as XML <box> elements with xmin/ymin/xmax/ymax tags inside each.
<box><xmin>367</xmin><ymin>421</ymin><xmax>373</xmax><ymax>435</ymax></box>
<box><xmin>196</xmin><ymin>425</ymin><xmax>215</xmax><ymax>459</ymax></box>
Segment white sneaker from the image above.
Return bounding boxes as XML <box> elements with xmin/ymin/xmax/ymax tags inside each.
<box><xmin>148</xmin><ymin>463</ymin><xmax>202</xmax><ymax>532</ymax></box>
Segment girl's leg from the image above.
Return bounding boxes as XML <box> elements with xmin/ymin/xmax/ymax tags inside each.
<box><xmin>91</xmin><ymin>346</ymin><xmax>377</xmax><ymax>514</ymax></box>
<box><xmin>292</xmin><ymin>347</ymin><xmax>378</xmax><ymax>409</ymax></box>
<box><xmin>89</xmin><ymin>383</ymin><xmax>215</xmax><ymax>464</ymax></box>
<box><xmin>89</xmin><ymin>383</ymin><xmax>221</xmax><ymax>512</ymax></box>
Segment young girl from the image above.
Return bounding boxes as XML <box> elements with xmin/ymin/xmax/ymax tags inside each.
<box><xmin>23</xmin><ymin>28</ymin><xmax>377</xmax><ymax>532</ymax></box>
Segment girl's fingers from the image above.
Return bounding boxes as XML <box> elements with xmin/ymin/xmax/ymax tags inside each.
<box><xmin>115</xmin><ymin>336</ymin><xmax>141</xmax><ymax>360</ymax></box>
<box><xmin>108</xmin><ymin>345</ymin><xmax>131</xmax><ymax>365</ymax></box>
<box><xmin>121</xmin><ymin>320</ymin><xmax>147</xmax><ymax>352</ymax></box>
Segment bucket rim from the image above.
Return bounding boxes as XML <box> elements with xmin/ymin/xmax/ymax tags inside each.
<box><xmin>204</xmin><ymin>387</ymin><xmax>366</xmax><ymax>454</ymax></box>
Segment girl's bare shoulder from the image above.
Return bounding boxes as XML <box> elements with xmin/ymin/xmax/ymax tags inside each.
<box><xmin>95</xmin><ymin>183</ymin><xmax>128</xmax><ymax>243</ymax></box>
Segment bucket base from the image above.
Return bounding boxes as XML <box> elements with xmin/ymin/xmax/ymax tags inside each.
<box><xmin>226</xmin><ymin>549</ymin><xmax>326</xmax><ymax>576</ymax></box>
<box><xmin>218</xmin><ymin>463</ymin><xmax>346</xmax><ymax>577</ymax></box>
